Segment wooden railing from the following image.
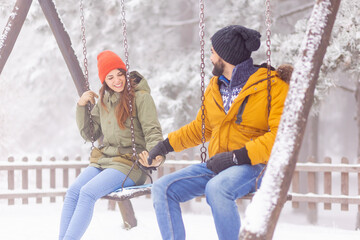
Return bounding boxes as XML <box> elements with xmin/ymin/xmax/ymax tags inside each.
<box><xmin>0</xmin><ymin>155</ymin><xmax>359</xmax><ymax>229</ymax></box>
<box><xmin>0</xmin><ymin>156</ymin><xmax>87</xmax><ymax>204</ymax></box>
<box><xmin>291</xmin><ymin>157</ymin><xmax>360</xmax><ymax>211</ymax></box>
<box><xmin>1</xmin><ymin>156</ymin><xmax>359</xmax><ymax>208</ymax></box>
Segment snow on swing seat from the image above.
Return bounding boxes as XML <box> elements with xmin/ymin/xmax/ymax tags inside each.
<box><xmin>102</xmin><ymin>183</ymin><xmax>292</xmax><ymax>202</ymax></box>
<box><xmin>103</xmin><ymin>184</ymin><xmax>152</xmax><ymax>201</ymax></box>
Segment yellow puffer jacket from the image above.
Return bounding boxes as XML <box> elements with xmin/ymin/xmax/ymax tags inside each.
<box><xmin>168</xmin><ymin>67</ymin><xmax>289</xmax><ymax>165</ymax></box>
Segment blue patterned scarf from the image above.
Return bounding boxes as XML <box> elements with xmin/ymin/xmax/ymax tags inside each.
<box><xmin>219</xmin><ymin>58</ymin><xmax>258</xmax><ymax>113</ymax></box>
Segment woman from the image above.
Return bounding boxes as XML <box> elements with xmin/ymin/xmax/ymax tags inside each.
<box><xmin>59</xmin><ymin>50</ymin><xmax>163</xmax><ymax>240</ymax></box>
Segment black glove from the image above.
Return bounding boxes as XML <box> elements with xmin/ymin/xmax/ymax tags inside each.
<box><xmin>147</xmin><ymin>138</ymin><xmax>174</xmax><ymax>165</ymax></box>
<box><xmin>206</xmin><ymin>152</ymin><xmax>235</xmax><ymax>174</ymax></box>
<box><xmin>138</xmin><ymin>163</ymin><xmax>157</xmax><ymax>172</ymax></box>
<box><xmin>206</xmin><ymin>147</ymin><xmax>251</xmax><ymax>174</ymax></box>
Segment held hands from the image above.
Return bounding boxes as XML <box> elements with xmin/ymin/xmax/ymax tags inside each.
<box><xmin>78</xmin><ymin>90</ymin><xmax>99</xmax><ymax>106</ymax></box>
<box><xmin>147</xmin><ymin>139</ymin><xmax>174</xmax><ymax>165</ymax></box>
<box><xmin>139</xmin><ymin>151</ymin><xmax>164</xmax><ymax>170</ymax></box>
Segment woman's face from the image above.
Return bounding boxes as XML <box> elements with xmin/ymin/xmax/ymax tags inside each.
<box><xmin>104</xmin><ymin>69</ymin><xmax>126</xmax><ymax>93</ymax></box>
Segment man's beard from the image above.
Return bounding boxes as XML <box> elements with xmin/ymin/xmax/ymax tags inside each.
<box><xmin>212</xmin><ymin>59</ymin><xmax>225</xmax><ymax>76</ymax></box>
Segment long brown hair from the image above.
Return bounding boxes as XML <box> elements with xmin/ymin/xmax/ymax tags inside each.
<box><xmin>99</xmin><ymin>69</ymin><xmax>135</xmax><ymax>129</ymax></box>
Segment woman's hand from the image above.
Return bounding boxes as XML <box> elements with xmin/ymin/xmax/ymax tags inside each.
<box><xmin>139</xmin><ymin>151</ymin><xmax>164</xmax><ymax>168</ymax></box>
<box><xmin>78</xmin><ymin>90</ymin><xmax>99</xmax><ymax>106</ymax></box>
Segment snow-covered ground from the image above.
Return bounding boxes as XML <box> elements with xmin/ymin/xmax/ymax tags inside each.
<box><xmin>1</xmin><ymin>197</ymin><xmax>359</xmax><ymax>240</ymax></box>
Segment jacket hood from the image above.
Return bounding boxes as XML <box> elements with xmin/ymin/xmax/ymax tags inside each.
<box><xmin>254</xmin><ymin>63</ymin><xmax>293</xmax><ymax>83</ymax></box>
<box><xmin>276</xmin><ymin>64</ymin><xmax>293</xmax><ymax>83</ymax></box>
<box><xmin>105</xmin><ymin>71</ymin><xmax>150</xmax><ymax>104</ymax></box>
<box><xmin>131</xmin><ymin>71</ymin><xmax>151</xmax><ymax>94</ymax></box>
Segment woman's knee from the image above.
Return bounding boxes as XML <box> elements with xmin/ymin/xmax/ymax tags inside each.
<box><xmin>78</xmin><ymin>184</ymin><xmax>99</xmax><ymax>203</ymax></box>
<box><xmin>65</xmin><ymin>182</ymin><xmax>82</xmax><ymax>200</ymax></box>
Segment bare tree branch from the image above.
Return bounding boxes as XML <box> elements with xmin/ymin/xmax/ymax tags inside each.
<box><xmin>160</xmin><ymin>18</ymin><xmax>199</xmax><ymax>27</ymax></box>
<box><xmin>276</xmin><ymin>2</ymin><xmax>314</xmax><ymax>20</ymax></box>
<box><xmin>335</xmin><ymin>84</ymin><xmax>356</xmax><ymax>93</ymax></box>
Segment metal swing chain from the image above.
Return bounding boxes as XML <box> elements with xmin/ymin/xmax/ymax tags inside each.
<box><xmin>80</xmin><ymin>0</ymin><xmax>95</xmax><ymax>149</ymax></box>
<box><xmin>265</xmin><ymin>0</ymin><xmax>272</xmax><ymax>120</ymax></box>
<box><xmin>255</xmin><ymin>0</ymin><xmax>272</xmax><ymax>191</ymax></box>
<box><xmin>120</xmin><ymin>0</ymin><xmax>136</xmax><ymax>162</ymax></box>
<box><xmin>199</xmin><ymin>0</ymin><xmax>207</xmax><ymax>163</ymax></box>
<box><xmin>120</xmin><ymin>0</ymin><xmax>153</xmax><ymax>189</ymax></box>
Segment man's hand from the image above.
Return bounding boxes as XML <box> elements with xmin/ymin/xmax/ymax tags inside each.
<box><xmin>139</xmin><ymin>151</ymin><xmax>164</xmax><ymax>170</ymax></box>
<box><xmin>206</xmin><ymin>152</ymin><xmax>237</xmax><ymax>174</ymax></box>
<box><xmin>147</xmin><ymin>139</ymin><xmax>174</xmax><ymax>165</ymax></box>
<box><xmin>206</xmin><ymin>148</ymin><xmax>251</xmax><ymax>174</ymax></box>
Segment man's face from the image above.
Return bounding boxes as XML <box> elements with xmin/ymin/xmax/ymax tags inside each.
<box><xmin>210</xmin><ymin>47</ymin><xmax>225</xmax><ymax>76</ymax></box>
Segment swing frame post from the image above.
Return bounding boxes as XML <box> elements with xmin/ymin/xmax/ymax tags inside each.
<box><xmin>0</xmin><ymin>0</ymin><xmax>33</xmax><ymax>75</ymax></box>
<box><xmin>0</xmin><ymin>0</ymin><xmax>86</xmax><ymax>97</ymax></box>
<box><xmin>39</xmin><ymin>0</ymin><xmax>87</xmax><ymax>96</ymax></box>
<box><xmin>117</xmin><ymin>199</ymin><xmax>137</xmax><ymax>229</ymax></box>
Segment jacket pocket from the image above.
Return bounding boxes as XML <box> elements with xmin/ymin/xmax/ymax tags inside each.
<box><xmin>90</xmin><ymin>147</ymin><xmax>103</xmax><ymax>163</ymax></box>
<box><xmin>232</xmin><ymin>124</ymin><xmax>268</xmax><ymax>142</ymax></box>
<box><xmin>112</xmin><ymin>154</ymin><xmax>139</xmax><ymax>170</ymax></box>
<box><xmin>235</xmin><ymin>96</ymin><xmax>249</xmax><ymax>124</ymax></box>
<box><xmin>237</xmin><ymin>124</ymin><xmax>268</xmax><ymax>134</ymax></box>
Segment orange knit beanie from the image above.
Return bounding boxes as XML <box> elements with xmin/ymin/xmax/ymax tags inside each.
<box><xmin>97</xmin><ymin>50</ymin><xmax>126</xmax><ymax>83</ymax></box>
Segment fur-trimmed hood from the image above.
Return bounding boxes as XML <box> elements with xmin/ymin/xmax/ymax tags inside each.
<box><xmin>276</xmin><ymin>64</ymin><xmax>293</xmax><ymax>83</ymax></box>
<box><xmin>255</xmin><ymin>63</ymin><xmax>293</xmax><ymax>83</ymax></box>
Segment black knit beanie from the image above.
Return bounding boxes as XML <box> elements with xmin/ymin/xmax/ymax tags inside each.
<box><xmin>211</xmin><ymin>25</ymin><xmax>261</xmax><ymax>65</ymax></box>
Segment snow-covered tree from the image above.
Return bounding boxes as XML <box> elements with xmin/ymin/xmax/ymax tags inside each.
<box><xmin>272</xmin><ymin>0</ymin><xmax>360</xmax><ymax>106</ymax></box>
<box><xmin>240</xmin><ymin>0</ymin><xmax>341</xmax><ymax>238</ymax></box>
<box><xmin>271</xmin><ymin>0</ymin><xmax>360</xmax><ymax>159</ymax></box>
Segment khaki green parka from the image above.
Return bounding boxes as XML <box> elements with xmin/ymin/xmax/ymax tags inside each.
<box><xmin>76</xmin><ymin>72</ymin><xmax>163</xmax><ymax>185</ymax></box>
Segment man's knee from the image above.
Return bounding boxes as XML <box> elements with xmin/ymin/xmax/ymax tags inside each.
<box><xmin>152</xmin><ymin>175</ymin><xmax>184</xmax><ymax>204</ymax></box>
<box><xmin>152</xmin><ymin>178</ymin><xmax>168</xmax><ymax>203</ymax></box>
<box><xmin>205</xmin><ymin>178</ymin><xmax>222</xmax><ymax>204</ymax></box>
<box><xmin>205</xmin><ymin>175</ymin><xmax>236</xmax><ymax>205</ymax></box>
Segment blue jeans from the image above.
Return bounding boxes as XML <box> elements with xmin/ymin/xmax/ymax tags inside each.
<box><xmin>152</xmin><ymin>162</ymin><xmax>265</xmax><ymax>240</ymax></box>
<box><xmin>59</xmin><ymin>166</ymin><xmax>135</xmax><ymax>240</ymax></box>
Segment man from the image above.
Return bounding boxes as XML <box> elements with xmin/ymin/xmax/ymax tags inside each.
<box><xmin>139</xmin><ymin>25</ymin><xmax>290</xmax><ymax>240</ymax></box>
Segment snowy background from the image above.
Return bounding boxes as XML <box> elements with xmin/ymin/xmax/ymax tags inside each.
<box><xmin>0</xmin><ymin>0</ymin><xmax>360</xmax><ymax>239</ymax></box>
<box><xmin>0</xmin><ymin>0</ymin><xmax>358</xmax><ymax>161</ymax></box>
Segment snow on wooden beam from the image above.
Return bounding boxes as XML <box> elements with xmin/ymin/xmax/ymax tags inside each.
<box><xmin>290</xmin><ymin>193</ymin><xmax>360</xmax><ymax>205</ymax></box>
<box><xmin>295</xmin><ymin>163</ymin><xmax>360</xmax><ymax>172</ymax></box>
<box><xmin>0</xmin><ymin>188</ymin><xmax>68</xmax><ymax>199</ymax></box>
<box><xmin>0</xmin><ymin>0</ymin><xmax>32</xmax><ymax>74</ymax></box>
<box><xmin>0</xmin><ymin>161</ymin><xmax>88</xmax><ymax>170</ymax></box>
<box><xmin>239</xmin><ymin>0</ymin><xmax>341</xmax><ymax>239</ymax></box>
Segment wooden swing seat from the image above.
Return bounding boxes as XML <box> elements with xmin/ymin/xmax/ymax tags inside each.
<box><xmin>102</xmin><ymin>181</ymin><xmax>292</xmax><ymax>229</ymax></box>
